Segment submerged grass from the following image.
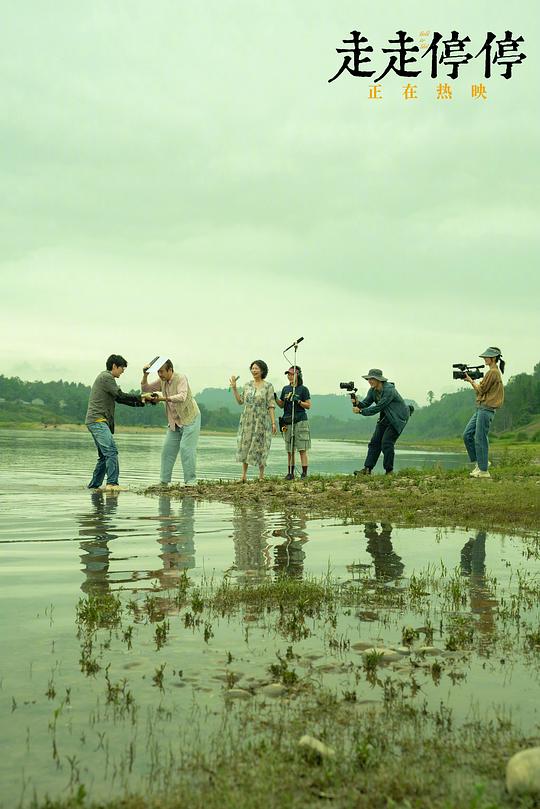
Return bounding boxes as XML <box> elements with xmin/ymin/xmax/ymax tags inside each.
<box><xmin>33</xmin><ymin>691</ymin><xmax>540</xmax><ymax>809</ymax></box>
<box><xmin>205</xmin><ymin>574</ymin><xmax>336</xmax><ymax>613</ymax></box>
<box><xmin>144</xmin><ymin>448</ymin><xmax>540</xmax><ymax>533</ymax></box>
<box><xmin>22</xmin><ymin>553</ymin><xmax>540</xmax><ymax>809</ymax></box>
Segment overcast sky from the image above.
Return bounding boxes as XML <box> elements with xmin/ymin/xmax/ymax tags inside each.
<box><xmin>1</xmin><ymin>1</ymin><xmax>538</xmax><ymax>405</ymax></box>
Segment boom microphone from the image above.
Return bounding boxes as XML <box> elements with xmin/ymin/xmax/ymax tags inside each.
<box><xmin>284</xmin><ymin>336</ymin><xmax>304</xmax><ymax>351</ymax></box>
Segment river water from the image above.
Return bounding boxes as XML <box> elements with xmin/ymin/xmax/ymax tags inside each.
<box><xmin>0</xmin><ymin>428</ymin><xmax>465</xmax><ymax>487</ymax></box>
<box><xmin>0</xmin><ymin>430</ymin><xmax>539</xmax><ymax>807</ymax></box>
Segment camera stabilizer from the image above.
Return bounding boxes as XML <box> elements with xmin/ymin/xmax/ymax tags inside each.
<box><xmin>340</xmin><ymin>381</ymin><xmax>358</xmax><ymax>402</ymax></box>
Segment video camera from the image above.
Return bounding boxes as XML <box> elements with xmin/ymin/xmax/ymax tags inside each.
<box><xmin>340</xmin><ymin>381</ymin><xmax>358</xmax><ymax>402</ymax></box>
<box><xmin>452</xmin><ymin>363</ymin><xmax>484</xmax><ymax>381</ymax></box>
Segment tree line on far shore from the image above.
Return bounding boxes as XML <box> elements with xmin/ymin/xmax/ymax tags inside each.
<box><xmin>0</xmin><ymin>361</ymin><xmax>539</xmax><ymax>441</ymax></box>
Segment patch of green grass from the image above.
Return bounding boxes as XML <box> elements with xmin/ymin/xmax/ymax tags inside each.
<box><xmin>75</xmin><ymin>593</ymin><xmax>122</xmax><ymax>631</ymax></box>
<box><xmin>209</xmin><ymin>575</ymin><xmax>336</xmax><ymax>614</ymax></box>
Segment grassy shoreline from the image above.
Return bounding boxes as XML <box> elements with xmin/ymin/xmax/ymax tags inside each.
<box><xmin>1</xmin><ymin>421</ymin><xmax>537</xmax><ymax>531</ymax></box>
<box><xmin>143</xmin><ymin>448</ymin><xmax>540</xmax><ymax>535</ymax></box>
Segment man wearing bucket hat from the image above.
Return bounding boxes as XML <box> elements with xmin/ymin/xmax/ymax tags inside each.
<box><xmin>463</xmin><ymin>347</ymin><xmax>505</xmax><ymax>479</ymax></box>
<box><xmin>352</xmin><ymin>369</ymin><xmax>411</xmax><ymax>475</ymax></box>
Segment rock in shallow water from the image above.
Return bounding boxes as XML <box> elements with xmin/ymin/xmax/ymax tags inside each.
<box><xmin>355</xmin><ymin>610</ymin><xmax>379</xmax><ymax>622</ymax></box>
<box><xmin>259</xmin><ymin>683</ymin><xmax>287</xmax><ymax>698</ymax></box>
<box><xmin>506</xmin><ymin>747</ymin><xmax>540</xmax><ymax>795</ymax></box>
<box><xmin>361</xmin><ymin>647</ymin><xmax>402</xmax><ymax>664</ymax></box>
<box><xmin>298</xmin><ymin>735</ymin><xmax>335</xmax><ymax>758</ymax></box>
<box><xmin>417</xmin><ymin>646</ymin><xmax>443</xmax><ymax>656</ymax></box>
<box><xmin>224</xmin><ymin>688</ymin><xmax>252</xmax><ymax>700</ymax></box>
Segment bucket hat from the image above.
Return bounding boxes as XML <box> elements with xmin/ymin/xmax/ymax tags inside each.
<box><xmin>362</xmin><ymin>368</ymin><xmax>387</xmax><ymax>382</ymax></box>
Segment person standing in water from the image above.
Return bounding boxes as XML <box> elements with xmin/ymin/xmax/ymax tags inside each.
<box><xmin>85</xmin><ymin>354</ymin><xmax>146</xmax><ymax>491</ymax></box>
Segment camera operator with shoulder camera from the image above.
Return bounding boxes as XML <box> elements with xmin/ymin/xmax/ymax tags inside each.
<box><xmin>462</xmin><ymin>347</ymin><xmax>505</xmax><ymax>479</ymax></box>
<box><xmin>350</xmin><ymin>369</ymin><xmax>411</xmax><ymax>475</ymax></box>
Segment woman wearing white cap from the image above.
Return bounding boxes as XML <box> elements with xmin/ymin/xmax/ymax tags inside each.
<box><xmin>463</xmin><ymin>347</ymin><xmax>505</xmax><ymax>479</ymax></box>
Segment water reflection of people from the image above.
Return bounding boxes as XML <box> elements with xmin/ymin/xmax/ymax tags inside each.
<box><xmin>272</xmin><ymin>513</ymin><xmax>309</xmax><ymax>579</ymax></box>
<box><xmin>460</xmin><ymin>530</ymin><xmax>497</xmax><ymax>642</ymax></box>
<box><xmin>79</xmin><ymin>491</ymin><xmax>119</xmax><ymax>594</ymax></box>
<box><xmin>79</xmin><ymin>492</ymin><xmax>197</xmax><ymax>598</ymax></box>
<box><xmin>152</xmin><ymin>496</ymin><xmax>196</xmax><ymax>587</ymax></box>
<box><xmin>363</xmin><ymin>522</ymin><xmax>404</xmax><ymax>582</ymax></box>
<box><xmin>231</xmin><ymin>503</ymin><xmax>271</xmax><ymax>581</ymax></box>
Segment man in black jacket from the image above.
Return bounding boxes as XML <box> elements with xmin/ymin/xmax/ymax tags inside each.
<box><xmin>85</xmin><ymin>354</ymin><xmax>146</xmax><ymax>491</ymax></box>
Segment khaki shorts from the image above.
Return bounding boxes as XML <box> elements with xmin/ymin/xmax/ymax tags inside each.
<box><xmin>282</xmin><ymin>419</ymin><xmax>311</xmax><ymax>451</ymax></box>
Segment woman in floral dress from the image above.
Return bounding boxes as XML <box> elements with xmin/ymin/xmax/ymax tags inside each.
<box><xmin>230</xmin><ymin>360</ymin><xmax>277</xmax><ymax>481</ymax></box>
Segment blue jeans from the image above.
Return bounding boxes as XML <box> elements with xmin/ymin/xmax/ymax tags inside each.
<box><xmin>87</xmin><ymin>422</ymin><xmax>119</xmax><ymax>487</ymax></box>
<box><xmin>463</xmin><ymin>408</ymin><xmax>495</xmax><ymax>472</ymax></box>
<box><xmin>160</xmin><ymin>414</ymin><xmax>201</xmax><ymax>484</ymax></box>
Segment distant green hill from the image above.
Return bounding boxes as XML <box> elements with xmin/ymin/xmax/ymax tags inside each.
<box><xmin>0</xmin><ymin>376</ymin><xmax>238</xmax><ymax>432</ymax></box>
<box><xmin>197</xmin><ymin>387</ymin><xmax>360</xmax><ymax>420</ymax></box>
<box><xmin>197</xmin><ymin>387</ymin><xmax>419</xmax><ymax>424</ymax></box>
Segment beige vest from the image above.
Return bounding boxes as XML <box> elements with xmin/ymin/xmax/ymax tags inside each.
<box><xmin>161</xmin><ymin>373</ymin><xmax>200</xmax><ymax>426</ymax></box>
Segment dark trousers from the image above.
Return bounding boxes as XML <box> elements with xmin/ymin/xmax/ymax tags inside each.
<box><xmin>364</xmin><ymin>417</ymin><xmax>399</xmax><ymax>473</ymax></box>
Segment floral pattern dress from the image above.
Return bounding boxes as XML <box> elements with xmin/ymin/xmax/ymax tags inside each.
<box><xmin>236</xmin><ymin>380</ymin><xmax>275</xmax><ymax>466</ymax></box>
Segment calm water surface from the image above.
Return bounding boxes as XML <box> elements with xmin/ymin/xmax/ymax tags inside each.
<box><xmin>0</xmin><ymin>430</ymin><xmax>539</xmax><ymax>807</ymax></box>
<box><xmin>0</xmin><ymin>427</ymin><xmax>465</xmax><ymax>487</ymax></box>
